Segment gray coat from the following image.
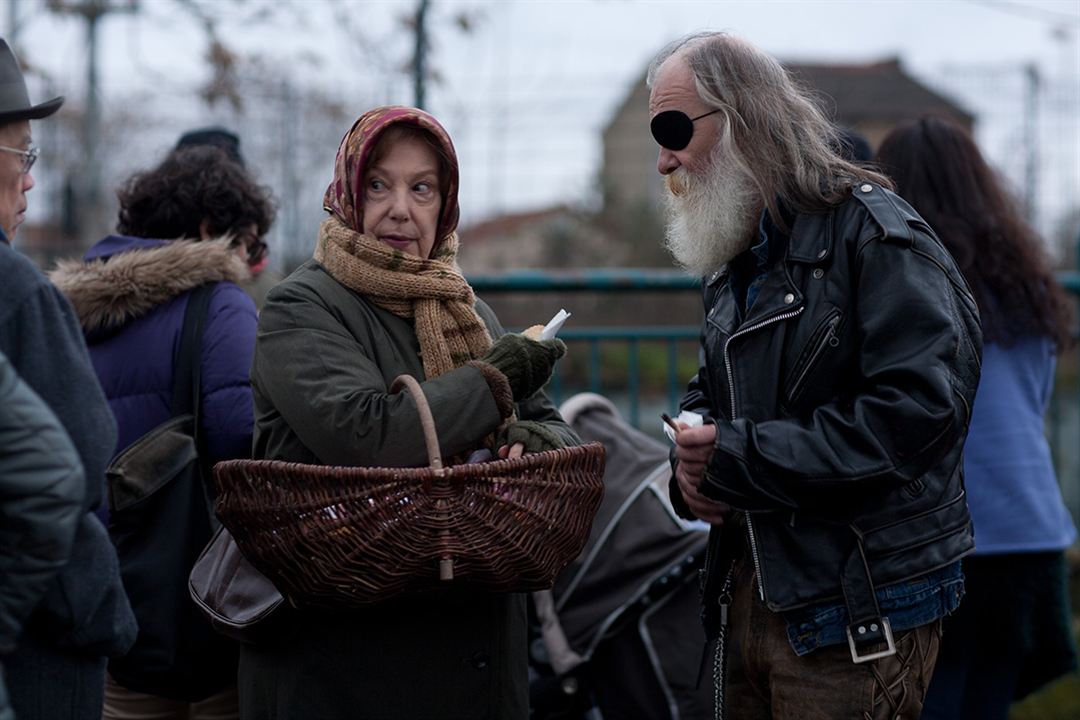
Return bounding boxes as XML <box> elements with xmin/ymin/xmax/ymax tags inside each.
<box><xmin>0</xmin><ymin>241</ymin><xmax>136</xmax><ymax>657</ymax></box>
<box><xmin>0</xmin><ymin>239</ymin><xmax>136</xmax><ymax>720</ymax></box>
<box><xmin>240</xmin><ymin>259</ymin><xmax>578</xmax><ymax>720</ymax></box>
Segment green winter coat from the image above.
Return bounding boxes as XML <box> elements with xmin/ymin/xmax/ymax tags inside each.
<box><xmin>239</xmin><ymin>259</ymin><xmax>578</xmax><ymax>720</ymax></box>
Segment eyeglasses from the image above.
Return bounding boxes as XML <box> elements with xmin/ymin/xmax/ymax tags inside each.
<box><xmin>0</xmin><ymin>144</ymin><xmax>39</xmax><ymax>174</ymax></box>
<box><xmin>231</xmin><ymin>231</ymin><xmax>268</xmax><ymax>266</ymax></box>
<box><xmin>650</xmin><ymin>109</ymin><xmax>722</xmax><ymax>151</ymax></box>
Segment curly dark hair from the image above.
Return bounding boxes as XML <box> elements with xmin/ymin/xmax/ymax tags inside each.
<box><xmin>876</xmin><ymin>116</ymin><xmax>1073</xmax><ymax>350</ymax></box>
<box><xmin>116</xmin><ymin>145</ymin><xmax>275</xmax><ymax>241</ymax></box>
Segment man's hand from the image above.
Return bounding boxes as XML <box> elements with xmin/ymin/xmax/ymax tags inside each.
<box><xmin>674</xmin><ymin>424</ymin><xmax>730</xmax><ymax>525</ymax></box>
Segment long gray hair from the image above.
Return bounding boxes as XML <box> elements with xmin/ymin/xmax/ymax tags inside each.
<box><xmin>647</xmin><ymin>32</ymin><xmax>892</xmax><ymax>227</ymax></box>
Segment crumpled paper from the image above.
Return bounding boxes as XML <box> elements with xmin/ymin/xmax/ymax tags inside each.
<box><xmin>662</xmin><ymin>410</ymin><xmax>704</xmax><ymax>444</ymax></box>
<box><xmin>539</xmin><ymin>308</ymin><xmax>571</xmax><ymax>340</ymax></box>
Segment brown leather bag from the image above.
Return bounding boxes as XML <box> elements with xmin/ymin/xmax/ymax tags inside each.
<box><xmin>188</xmin><ymin>526</ymin><xmax>286</xmax><ymax>643</ymax></box>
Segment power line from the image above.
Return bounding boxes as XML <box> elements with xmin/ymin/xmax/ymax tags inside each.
<box><xmin>962</xmin><ymin>0</ymin><xmax>1080</xmax><ymax>26</ymax></box>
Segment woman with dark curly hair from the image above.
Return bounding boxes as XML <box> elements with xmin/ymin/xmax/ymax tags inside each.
<box><xmin>877</xmin><ymin>116</ymin><xmax>1077</xmax><ymax>720</ymax></box>
<box><xmin>115</xmin><ymin>145</ymin><xmax>272</xmax><ymax>272</ymax></box>
<box><xmin>50</xmin><ymin>145</ymin><xmax>276</xmax><ymax>720</ymax></box>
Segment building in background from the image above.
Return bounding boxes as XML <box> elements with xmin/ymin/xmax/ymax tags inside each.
<box><xmin>464</xmin><ymin>56</ymin><xmax>975</xmax><ymax>273</ymax></box>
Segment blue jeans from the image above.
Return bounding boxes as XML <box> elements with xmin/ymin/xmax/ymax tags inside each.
<box><xmin>784</xmin><ymin>562</ymin><xmax>964</xmax><ymax>656</ymax></box>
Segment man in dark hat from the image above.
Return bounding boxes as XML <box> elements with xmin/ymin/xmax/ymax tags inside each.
<box><xmin>172</xmin><ymin>125</ymin><xmax>284</xmax><ymax>307</ymax></box>
<box><xmin>0</xmin><ymin>37</ymin><xmax>137</xmax><ymax>720</ymax></box>
<box><xmin>175</xmin><ymin>125</ymin><xmax>245</xmax><ymax>167</ymax></box>
<box><xmin>0</xmin><ymin>39</ymin><xmax>62</xmax><ymax>243</ymax></box>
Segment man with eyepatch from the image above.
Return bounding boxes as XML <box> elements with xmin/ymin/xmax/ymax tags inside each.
<box><xmin>649</xmin><ymin>33</ymin><xmax>982</xmax><ymax>719</ymax></box>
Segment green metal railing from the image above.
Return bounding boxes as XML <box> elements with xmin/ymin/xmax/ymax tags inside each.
<box><xmin>469</xmin><ymin>267</ymin><xmax>1080</xmax><ymax>526</ymax></box>
<box><xmin>470</xmin><ymin>269</ymin><xmax>700</xmax><ymax>428</ymax></box>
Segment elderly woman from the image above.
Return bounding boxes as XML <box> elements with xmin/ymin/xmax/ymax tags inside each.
<box><xmin>240</xmin><ymin>107</ymin><xmax>576</xmax><ymax>719</ymax></box>
<box><xmin>51</xmin><ymin>145</ymin><xmax>275</xmax><ymax>719</ymax></box>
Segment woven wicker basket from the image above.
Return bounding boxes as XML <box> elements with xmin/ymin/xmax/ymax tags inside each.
<box><xmin>212</xmin><ymin>375</ymin><xmax>605</xmax><ymax>608</ymax></box>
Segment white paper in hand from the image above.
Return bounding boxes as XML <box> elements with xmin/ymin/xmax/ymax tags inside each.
<box><xmin>539</xmin><ymin>309</ymin><xmax>571</xmax><ymax>340</ymax></box>
<box><xmin>662</xmin><ymin>410</ymin><xmax>705</xmax><ymax>444</ymax></box>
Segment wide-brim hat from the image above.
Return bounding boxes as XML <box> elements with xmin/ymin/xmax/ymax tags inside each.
<box><xmin>0</xmin><ymin>39</ymin><xmax>63</xmax><ymax>124</ymax></box>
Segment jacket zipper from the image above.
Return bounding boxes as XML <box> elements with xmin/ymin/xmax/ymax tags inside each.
<box><xmin>722</xmin><ymin>306</ymin><xmax>804</xmax><ymax>602</ymax></box>
<box><xmin>784</xmin><ymin>312</ymin><xmax>841</xmax><ymax>408</ymax></box>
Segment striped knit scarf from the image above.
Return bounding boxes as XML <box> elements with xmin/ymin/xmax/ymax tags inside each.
<box><xmin>314</xmin><ymin>216</ymin><xmax>492</xmax><ymax>379</ymax></box>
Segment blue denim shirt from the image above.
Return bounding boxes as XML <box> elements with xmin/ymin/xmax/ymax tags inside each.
<box><xmin>728</xmin><ymin>211</ymin><xmax>780</xmax><ymax>321</ymax></box>
<box><xmin>783</xmin><ymin>562</ymin><xmax>964</xmax><ymax>656</ymax></box>
<box><xmin>730</xmin><ymin>208</ymin><xmax>967</xmax><ymax>656</ymax></box>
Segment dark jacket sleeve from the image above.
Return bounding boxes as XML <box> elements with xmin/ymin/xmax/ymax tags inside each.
<box><xmin>669</xmin><ymin>299</ymin><xmax>718</xmax><ymax>521</ymax></box>
<box><xmin>199</xmin><ymin>283</ymin><xmax>258</xmax><ymax>462</ymax></box>
<box><xmin>0</xmin><ymin>351</ymin><xmax>84</xmax><ymax>654</ymax></box>
<box><xmin>0</xmin><ymin>261</ymin><xmax>135</xmax><ymax>656</ymax></box>
<box><xmin>701</xmin><ymin>231</ymin><xmax>982</xmax><ymax>512</ymax></box>
<box><xmin>0</xmin><ymin>282</ymin><xmax>116</xmax><ymax>514</ymax></box>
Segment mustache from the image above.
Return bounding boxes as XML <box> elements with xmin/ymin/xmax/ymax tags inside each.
<box><xmin>665</xmin><ymin>171</ymin><xmax>689</xmax><ymax>198</ymax></box>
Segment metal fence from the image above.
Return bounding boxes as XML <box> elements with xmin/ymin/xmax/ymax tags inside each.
<box><xmin>469</xmin><ymin>267</ymin><xmax>1080</xmax><ymax>528</ymax></box>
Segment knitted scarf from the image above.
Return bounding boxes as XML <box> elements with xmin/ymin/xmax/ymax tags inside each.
<box><xmin>314</xmin><ymin>215</ymin><xmax>492</xmax><ymax>379</ymax></box>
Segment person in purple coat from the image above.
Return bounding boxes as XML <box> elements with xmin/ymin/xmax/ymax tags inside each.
<box><xmin>51</xmin><ymin>145</ymin><xmax>275</xmax><ymax>720</ymax></box>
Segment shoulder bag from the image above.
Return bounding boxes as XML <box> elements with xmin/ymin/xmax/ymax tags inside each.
<box><xmin>105</xmin><ymin>284</ymin><xmax>237</xmax><ymax>701</ymax></box>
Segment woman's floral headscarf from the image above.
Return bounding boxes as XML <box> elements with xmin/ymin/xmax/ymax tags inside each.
<box><xmin>315</xmin><ymin>107</ymin><xmax>493</xmax><ymax>383</ymax></box>
<box><xmin>323</xmin><ymin>105</ymin><xmax>461</xmax><ymax>257</ymax></box>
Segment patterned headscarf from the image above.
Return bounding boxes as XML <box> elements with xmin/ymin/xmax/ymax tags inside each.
<box><xmin>323</xmin><ymin>105</ymin><xmax>461</xmax><ymax>257</ymax></box>
<box><xmin>315</xmin><ymin>107</ymin><xmax>491</xmax><ymax>381</ymax></box>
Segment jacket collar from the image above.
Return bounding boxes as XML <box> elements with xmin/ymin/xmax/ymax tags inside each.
<box><xmin>50</xmin><ymin>236</ymin><xmax>249</xmax><ymax>334</ymax></box>
<box><xmin>706</xmin><ymin>196</ymin><xmax>832</xmax><ymax>280</ymax></box>
<box><xmin>785</xmin><ymin>207</ymin><xmax>834</xmax><ymax>264</ymax></box>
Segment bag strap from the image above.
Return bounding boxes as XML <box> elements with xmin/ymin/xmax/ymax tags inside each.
<box><xmin>170</xmin><ymin>280</ymin><xmax>214</xmax><ymax>416</ymax></box>
<box><xmin>172</xmin><ymin>283</ymin><xmax>216</xmax><ymax>430</ymax></box>
<box><xmin>173</xmin><ymin>283</ymin><xmax>218</xmax><ymax>518</ymax></box>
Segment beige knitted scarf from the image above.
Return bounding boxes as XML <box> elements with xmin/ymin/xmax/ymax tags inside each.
<box><xmin>314</xmin><ymin>216</ymin><xmax>492</xmax><ymax>379</ymax></box>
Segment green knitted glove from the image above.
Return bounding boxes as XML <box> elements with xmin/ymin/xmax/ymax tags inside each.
<box><xmin>479</xmin><ymin>334</ymin><xmax>566</xmax><ymax>402</ymax></box>
<box><xmin>498</xmin><ymin>421</ymin><xmax>568</xmax><ymax>454</ymax></box>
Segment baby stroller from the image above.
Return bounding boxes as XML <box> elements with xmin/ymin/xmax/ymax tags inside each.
<box><xmin>529</xmin><ymin>393</ymin><xmax>712</xmax><ymax>720</ymax></box>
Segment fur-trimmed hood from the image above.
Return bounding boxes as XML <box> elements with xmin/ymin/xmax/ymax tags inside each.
<box><xmin>50</xmin><ymin>236</ymin><xmax>250</xmax><ymax>334</ymax></box>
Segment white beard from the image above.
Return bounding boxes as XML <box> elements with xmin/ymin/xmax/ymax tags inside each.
<box><xmin>661</xmin><ymin>148</ymin><xmax>760</xmax><ymax>277</ymax></box>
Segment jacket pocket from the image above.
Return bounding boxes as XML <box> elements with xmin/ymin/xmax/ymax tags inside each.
<box><xmin>32</xmin><ymin>514</ymin><xmax>137</xmax><ymax>656</ymax></box>
<box><xmin>783</xmin><ymin>309</ymin><xmax>842</xmax><ymax>410</ymax></box>
<box><xmin>861</xmin><ymin>490</ymin><xmax>971</xmax><ymax>558</ymax></box>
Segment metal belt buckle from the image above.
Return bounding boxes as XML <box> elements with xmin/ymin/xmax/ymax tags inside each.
<box><xmin>846</xmin><ymin>617</ymin><xmax>896</xmax><ymax>664</ymax></box>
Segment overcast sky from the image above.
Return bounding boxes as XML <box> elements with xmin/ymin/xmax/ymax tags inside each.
<box><xmin>12</xmin><ymin>0</ymin><xmax>1080</xmax><ymax>237</ymax></box>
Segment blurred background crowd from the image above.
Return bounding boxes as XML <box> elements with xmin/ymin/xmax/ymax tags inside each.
<box><xmin>7</xmin><ymin>0</ymin><xmax>1078</xmax><ymax>273</ymax></box>
<box><xmin>4</xmin><ymin>1</ymin><xmax>1079</xmax><ymax>715</ymax></box>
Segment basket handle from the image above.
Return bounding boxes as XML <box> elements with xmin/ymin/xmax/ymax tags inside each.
<box><xmin>390</xmin><ymin>374</ymin><xmax>444</xmax><ymax>474</ymax></box>
<box><xmin>390</xmin><ymin>374</ymin><xmax>454</xmax><ymax>581</ymax></box>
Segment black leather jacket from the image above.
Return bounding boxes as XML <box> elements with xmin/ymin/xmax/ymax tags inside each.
<box><xmin>672</xmin><ymin>183</ymin><xmax>982</xmax><ymax>641</ymax></box>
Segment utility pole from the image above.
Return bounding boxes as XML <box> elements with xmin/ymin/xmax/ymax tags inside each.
<box><xmin>1022</xmin><ymin>63</ymin><xmax>1040</xmax><ymax>228</ymax></box>
<box><xmin>7</xmin><ymin>0</ymin><xmax>17</xmax><ymax>47</ymax></box>
<box><xmin>281</xmin><ymin>78</ymin><xmax>300</xmax><ymax>267</ymax></box>
<box><xmin>413</xmin><ymin>0</ymin><xmax>429</xmax><ymax>109</ymax></box>
<box><xmin>46</xmin><ymin>0</ymin><xmax>137</xmax><ymax>243</ymax></box>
